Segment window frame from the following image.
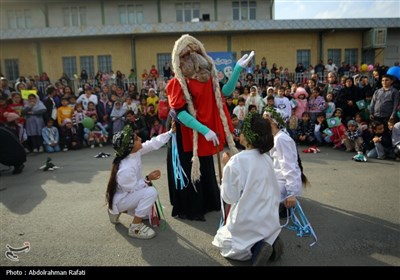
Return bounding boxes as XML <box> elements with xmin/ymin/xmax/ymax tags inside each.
<box><xmin>327</xmin><ymin>49</ymin><xmax>342</xmax><ymax>67</ymax></box>
<box><xmin>232</xmin><ymin>1</ymin><xmax>256</xmax><ymax>21</ymax></box>
<box><xmin>97</xmin><ymin>55</ymin><xmax>112</xmax><ymax>73</ymax></box>
<box><xmin>344</xmin><ymin>48</ymin><xmax>358</xmax><ymax>66</ymax></box>
<box><xmin>62</xmin><ymin>56</ymin><xmax>77</xmax><ymax>79</ymax></box>
<box><xmin>80</xmin><ymin>56</ymin><xmax>95</xmax><ymax>79</ymax></box>
<box><xmin>296</xmin><ymin>49</ymin><xmax>311</xmax><ymax>69</ymax></box>
<box><xmin>118</xmin><ymin>4</ymin><xmax>143</xmax><ymax>25</ymax></box>
<box><xmin>62</xmin><ymin>6</ymin><xmax>87</xmax><ymax>27</ymax></box>
<box><xmin>175</xmin><ymin>2</ymin><xmax>200</xmax><ymax>22</ymax></box>
<box><xmin>5</xmin><ymin>59</ymin><xmax>19</xmax><ymax>81</ymax></box>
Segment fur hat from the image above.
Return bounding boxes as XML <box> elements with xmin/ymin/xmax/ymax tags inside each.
<box><xmin>294</xmin><ymin>87</ymin><xmax>308</xmax><ymax>99</ymax></box>
<box><xmin>4</xmin><ymin>112</ymin><xmax>19</xmax><ymax>122</ymax></box>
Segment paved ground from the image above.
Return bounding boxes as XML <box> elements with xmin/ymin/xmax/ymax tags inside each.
<box><xmin>0</xmin><ymin>144</ymin><xmax>399</xmax><ymax>267</ymax></box>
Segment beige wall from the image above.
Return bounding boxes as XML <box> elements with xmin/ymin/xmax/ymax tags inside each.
<box><xmin>38</xmin><ymin>37</ymin><xmax>132</xmax><ymax>80</ymax></box>
<box><xmin>1</xmin><ymin>30</ymin><xmax>388</xmax><ymax>82</ymax></box>
<box><xmin>232</xmin><ymin>32</ymin><xmax>319</xmax><ymax>71</ymax></box>
<box><xmin>323</xmin><ymin>31</ymin><xmax>363</xmax><ymax>63</ymax></box>
<box><xmin>0</xmin><ymin>41</ymin><xmax>38</xmax><ymax>77</ymax></box>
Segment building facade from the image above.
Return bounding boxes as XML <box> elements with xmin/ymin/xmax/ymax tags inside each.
<box><xmin>0</xmin><ymin>0</ymin><xmax>399</xmax><ymax>82</ymax></box>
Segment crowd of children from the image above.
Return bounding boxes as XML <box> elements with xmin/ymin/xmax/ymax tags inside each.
<box><xmin>0</xmin><ymin>78</ymin><xmax>169</xmax><ymax>155</ymax></box>
<box><xmin>225</xmin><ymin>69</ymin><xmax>400</xmax><ymax>161</ymax></box>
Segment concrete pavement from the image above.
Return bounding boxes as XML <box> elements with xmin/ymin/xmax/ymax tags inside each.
<box><xmin>1</xmin><ymin>145</ymin><xmax>399</xmax><ymax>266</ymax></box>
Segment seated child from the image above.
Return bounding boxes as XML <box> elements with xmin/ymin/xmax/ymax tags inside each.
<box><xmin>343</xmin><ymin>119</ymin><xmax>363</xmax><ymax>152</ymax></box>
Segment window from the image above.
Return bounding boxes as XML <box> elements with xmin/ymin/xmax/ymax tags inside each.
<box><xmin>327</xmin><ymin>49</ymin><xmax>341</xmax><ymax>66</ymax></box>
<box><xmin>345</xmin><ymin>48</ymin><xmax>358</xmax><ymax>66</ymax></box>
<box><xmin>176</xmin><ymin>2</ymin><xmax>200</xmax><ymax>22</ymax></box>
<box><xmin>7</xmin><ymin>9</ymin><xmax>32</xmax><ymax>29</ymax></box>
<box><xmin>63</xmin><ymin>7</ymin><xmax>86</xmax><ymax>27</ymax></box>
<box><xmin>232</xmin><ymin>1</ymin><xmax>256</xmax><ymax>20</ymax></box>
<box><xmin>118</xmin><ymin>4</ymin><xmax>143</xmax><ymax>24</ymax></box>
<box><xmin>297</xmin><ymin>49</ymin><xmax>311</xmax><ymax>68</ymax></box>
<box><xmin>62</xmin><ymin>57</ymin><xmax>77</xmax><ymax>78</ymax></box>
<box><xmin>97</xmin><ymin>55</ymin><xmax>112</xmax><ymax>73</ymax></box>
<box><xmin>157</xmin><ymin>53</ymin><xmax>172</xmax><ymax>76</ymax></box>
<box><xmin>80</xmin><ymin>56</ymin><xmax>94</xmax><ymax>78</ymax></box>
<box><xmin>5</xmin><ymin>59</ymin><xmax>19</xmax><ymax>81</ymax></box>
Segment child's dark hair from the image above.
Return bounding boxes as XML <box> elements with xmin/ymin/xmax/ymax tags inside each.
<box><xmin>371</xmin><ymin>120</ymin><xmax>383</xmax><ymax>130</ymax></box>
<box><xmin>106</xmin><ymin>159</ymin><xmax>120</xmax><ymax>209</ymax></box>
<box><xmin>231</xmin><ymin>113</ymin><xmax>238</xmax><ymax>120</ymax></box>
<box><xmin>248</xmin><ymin>113</ymin><xmax>274</xmax><ymax>154</ymax></box>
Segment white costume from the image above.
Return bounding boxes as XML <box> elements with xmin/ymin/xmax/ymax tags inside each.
<box><xmin>212</xmin><ymin>149</ymin><xmax>281</xmax><ymax>261</ymax></box>
<box><xmin>270</xmin><ymin>130</ymin><xmax>302</xmax><ymax>201</ymax></box>
<box><xmin>110</xmin><ymin>132</ymin><xmax>171</xmax><ymax>217</ymax></box>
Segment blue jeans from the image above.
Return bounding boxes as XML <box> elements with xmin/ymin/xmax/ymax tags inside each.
<box><xmin>44</xmin><ymin>144</ymin><xmax>61</xmax><ymax>153</ymax></box>
<box><xmin>367</xmin><ymin>142</ymin><xmax>385</xmax><ymax>158</ymax></box>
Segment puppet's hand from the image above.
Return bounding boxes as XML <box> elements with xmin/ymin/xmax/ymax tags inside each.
<box><xmin>237</xmin><ymin>51</ymin><xmax>255</xmax><ymax>68</ymax></box>
<box><xmin>204</xmin><ymin>130</ymin><xmax>220</xmax><ymax>146</ymax></box>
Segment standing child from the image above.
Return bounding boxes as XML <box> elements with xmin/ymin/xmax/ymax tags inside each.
<box><xmin>106</xmin><ymin>123</ymin><xmax>175</xmax><ymax>239</ymax></box>
<box><xmin>212</xmin><ymin>113</ymin><xmax>283</xmax><ymax>266</ymax></box>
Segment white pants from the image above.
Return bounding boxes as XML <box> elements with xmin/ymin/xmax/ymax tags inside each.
<box><xmin>115</xmin><ymin>187</ymin><xmax>158</xmax><ymax>218</ymax></box>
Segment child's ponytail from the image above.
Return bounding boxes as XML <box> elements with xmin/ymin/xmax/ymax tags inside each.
<box><xmin>106</xmin><ymin>157</ymin><xmax>122</xmax><ymax>209</ymax></box>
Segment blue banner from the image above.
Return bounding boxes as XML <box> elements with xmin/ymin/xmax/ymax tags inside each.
<box><xmin>207</xmin><ymin>52</ymin><xmax>236</xmax><ymax>82</ymax></box>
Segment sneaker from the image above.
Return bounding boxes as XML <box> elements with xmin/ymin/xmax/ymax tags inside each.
<box><xmin>39</xmin><ymin>146</ymin><xmax>44</xmax><ymax>153</ymax></box>
<box><xmin>33</xmin><ymin>149</ymin><xmax>38</xmax><ymax>153</ymax></box>
<box><xmin>251</xmin><ymin>240</ymin><xmax>273</xmax><ymax>266</ymax></box>
<box><xmin>90</xmin><ymin>144</ymin><xmax>95</xmax><ymax>149</ymax></box>
<box><xmin>99</xmin><ymin>143</ymin><xmax>103</xmax><ymax>148</ymax></box>
<box><xmin>268</xmin><ymin>236</ymin><xmax>284</xmax><ymax>262</ymax></box>
<box><xmin>63</xmin><ymin>147</ymin><xmax>68</xmax><ymax>152</ymax></box>
<box><xmin>108</xmin><ymin>210</ymin><xmax>121</xmax><ymax>224</ymax></box>
<box><xmin>128</xmin><ymin>223</ymin><xmax>156</xmax><ymax>239</ymax></box>
<box><xmin>24</xmin><ymin>148</ymin><xmax>30</xmax><ymax>153</ymax></box>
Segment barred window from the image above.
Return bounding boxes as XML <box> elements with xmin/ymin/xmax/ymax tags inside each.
<box><xmin>80</xmin><ymin>56</ymin><xmax>95</xmax><ymax>78</ymax></box>
<box><xmin>327</xmin><ymin>49</ymin><xmax>341</xmax><ymax>66</ymax></box>
<box><xmin>97</xmin><ymin>55</ymin><xmax>112</xmax><ymax>73</ymax></box>
<box><xmin>297</xmin><ymin>49</ymin><xmax>311</xmax><ymax>68</ymax></box>
<box><xmin>157</xmin><ymin>53</ymin><xmax>172</xmax><ymax>75</ymax></box>
<box><xmin>345</xmin><ymin>49</ymin><xmax>358</xmax><ymax>65</ymax></box>
<box><xmin>5</xmin><ymin>59</ymin><xmax>19</xmax><ymax>81</ymax></box>
<box><xmin>62</xmin><ymin>57</ymin><xmax>77</xmax><ymax>78</ymax></box>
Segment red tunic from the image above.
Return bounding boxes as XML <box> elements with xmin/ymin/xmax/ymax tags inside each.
<box><xmin>166</xmin><ymin>77</ymin><xmax>233</xmax><ymax>156</ymax></box>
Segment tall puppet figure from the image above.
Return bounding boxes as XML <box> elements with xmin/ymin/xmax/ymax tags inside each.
<box><xmin>166</xmin><ymin>34</ymin><xmax>254</xmax><ymax>221</ymax></box>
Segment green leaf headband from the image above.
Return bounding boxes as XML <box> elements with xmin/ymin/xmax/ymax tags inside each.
<box><xmin>242</xmin><ymin>112</ymin><xmax>259</xmax><ymax>144</ymax></box>
<box><xmin>264</xmin><ymin>107</ymin><xmax>287</xmax><ymax>129</ymax></box>
<box><xmin>112</xmin><ymin>124</ymin><xmax>135</xmax><ymax>158</ymax></box>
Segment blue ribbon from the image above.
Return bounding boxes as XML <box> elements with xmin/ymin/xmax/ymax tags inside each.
<box><xmin>283</xmin><ymin>200</ymin><xmax>318</xmax><ymax>246</ymax></box>
<box><xmin>171</xmin><ymin>133</ymin><xmax>188</xmax><ymax>190</ymax></box>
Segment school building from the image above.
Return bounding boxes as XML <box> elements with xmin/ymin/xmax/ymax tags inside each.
<box><xmin>0</xmin><ymin>0</ymin><xmax>399</xmax><ymax>82</ymax></box>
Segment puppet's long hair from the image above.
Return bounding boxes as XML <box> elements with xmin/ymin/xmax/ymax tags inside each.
<box><xmin>171</xmin><ymin>34</ymin><xmax>238</xmax><ymax>182</ymax></box>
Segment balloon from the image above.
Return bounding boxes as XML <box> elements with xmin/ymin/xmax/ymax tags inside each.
<box><xmin>360</xmin><ymin>64</ymin><xmax>368</xmax><ymax>72</ymax></box>
<box><xmin>82</xmin><ymin>117</ymin><xmax>94</xmax><ymax>129</ymax></box>
<box><xmin>367</xmin><ymin>64</ymin><xmax>374</xmax><ymax>72</ymax></box>
<box><xmin>387</xmin><ymin>66</ymin><xmax>400</xmax><ymax>80</ymax></box>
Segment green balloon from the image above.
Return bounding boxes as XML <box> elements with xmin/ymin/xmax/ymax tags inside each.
<box><xmin>82</xmin><ymin>117</ymin><xmax>94</xmax><ymax>129</ymax></box>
